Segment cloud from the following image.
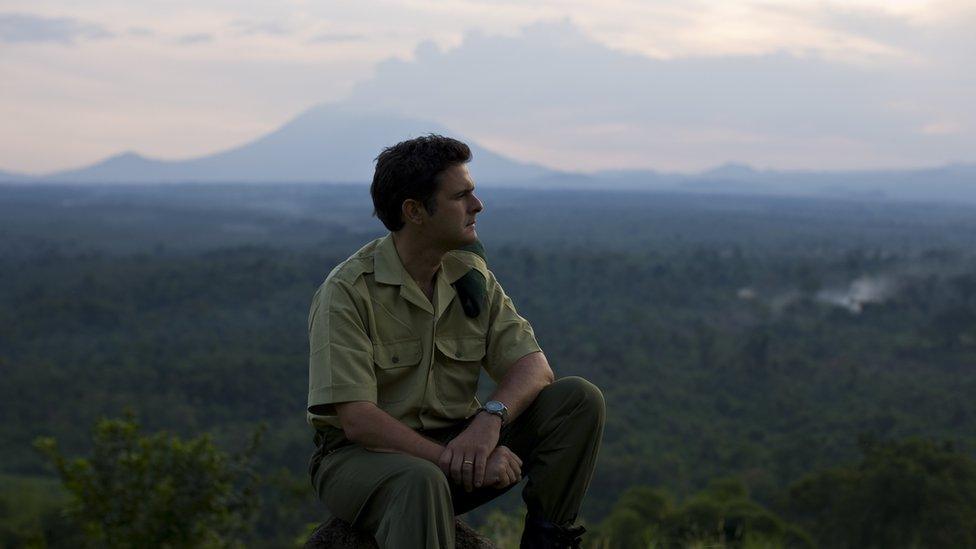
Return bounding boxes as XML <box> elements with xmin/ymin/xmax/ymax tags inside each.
<box><xmin>126</xmin><ymin>26</ymin><xmax>155</xmax><ymax>37</ymax></box>
<box><xmin>339</xmin><ymin>19</ymin><xmax>974</xmax><ymax>171</ymax></box>
<box><xmin>177</xmin><ymin>32</ymin><xmax>213</xmax><ymax>45</ymax></box>
<box><xmin>232</xmin><ymin>19</ymin><xmax>290</xmax><ymax>36</ymax></box>
<box><xmin>2</xmin><ymin>1</ymin><xmax>973</xmax><ymax>173</ymax></box>
<box><xmin>921</xmin><ymin>121</ymin><xmax>964</xmax><ymax>136</ymax></box>
<box><xmin>749</xmin><ymin>3</ymin><xmax>921</xmax><ymax>60</ymax></box>
<box><xmin>0</xmin><ymin>12</ymin><xmax>112</xmax><ymax>44</ymax></box>
<box><xmin>309</xmin><ymin>32</ymin><xmax>366</xmax><ymax>43</ymax></box>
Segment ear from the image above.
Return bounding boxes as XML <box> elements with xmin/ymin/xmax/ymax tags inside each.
<box><xmin>401</xmin><ymin>199</ymin><xmax>426</xmax><ymax>226</ymax></box>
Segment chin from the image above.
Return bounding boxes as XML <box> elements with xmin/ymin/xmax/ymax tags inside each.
<box><xmin>451</xmin><ymin>232</ymin><xmax>477</xmax><ymax>249</ymax></box>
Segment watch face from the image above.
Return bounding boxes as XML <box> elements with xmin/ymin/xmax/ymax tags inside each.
<box><xmin>486</xmin><ymin>401</ymin><xmax>505</xmax><ymax>413</ymax></box>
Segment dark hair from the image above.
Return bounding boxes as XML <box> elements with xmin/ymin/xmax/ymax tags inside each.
<box><xmin>371</xmin><ymin>134</ymin><xmax>472</xmax><ymax>231</ymax></box>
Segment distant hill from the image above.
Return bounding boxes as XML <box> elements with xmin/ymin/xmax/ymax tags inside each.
<box><xmin>0</xmin><ymin>169</ymin><xmax>32</xmax><ymax>183</ymax></box>
<box><xmin>6</xmin><ymin>104</ymin><xmax>974</xmax><ymax>205</ymax></box>
<box><xmin>584</xmin><ymin>163</ymin><xmax>976</xmax><ymax>205</ymax></box>
<box><xmin>700</xmin><ymin>162</ymin><xmax>760</xmax><ymax>181</ymax></box>
<box><xmin>36</xmin><ymin>105</ymin><xmax>554</xmax><ymax>184</ymax></box>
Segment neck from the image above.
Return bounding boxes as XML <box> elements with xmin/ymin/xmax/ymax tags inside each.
<box><xmin>391</xmin><ymin>230</ymin><xmax>446</xmax><ymax>292</ymax></box>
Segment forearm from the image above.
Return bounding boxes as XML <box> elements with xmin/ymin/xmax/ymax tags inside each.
<box><xmin>336</xmin><ymin>402</ymin><xmax>444</xmax><ymax>464</ymax></box>
<box><xmin>435</xmin><ymin>352</ymin><xmax>553</xmax><ymax>490</ymax></box>
<box><xmin>490</xmin><ymin>351</ymin><xmax>554</xmax><ymax>424</ymax></box>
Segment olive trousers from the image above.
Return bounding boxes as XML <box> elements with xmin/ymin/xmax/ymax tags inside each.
<box><xmin>309</xmin><ymin>376</ymin><xmax>605</xmax><ymax>549</ymax></box>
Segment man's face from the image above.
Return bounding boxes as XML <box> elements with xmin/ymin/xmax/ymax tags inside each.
<box><xmin>422</xmin><ymin>163</ymin><xmax>484</xmax><ymax>249</ymax></box>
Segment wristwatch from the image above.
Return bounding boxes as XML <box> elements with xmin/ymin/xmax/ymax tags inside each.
<box><xmin>478</xmin><ymin>400</ymin><xmax>509</xmax><ymax>425</ymax></box>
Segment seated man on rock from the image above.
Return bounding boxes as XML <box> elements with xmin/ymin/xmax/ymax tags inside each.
<box><xmin>306</xmin><ymin>135</ymin><xmax>605</xmax><ymax>549</ymax></box>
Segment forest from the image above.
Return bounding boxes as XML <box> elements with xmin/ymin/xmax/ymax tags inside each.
<box><xmin>2</xmin><ymin>183</ymin><xmax>976</xmax><ymax>547</ymax></box>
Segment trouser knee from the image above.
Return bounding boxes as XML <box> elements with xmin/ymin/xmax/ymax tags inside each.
<box><xmin>550</xmin><ymin>376</ymin><xmax>606</xmax><ymax>423</ymax></box>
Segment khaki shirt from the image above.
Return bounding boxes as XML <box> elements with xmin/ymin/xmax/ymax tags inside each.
<box><xmin>307</xmin><ymin>234</ymin><xmax>541</xmax><ymax>431</ymax></box>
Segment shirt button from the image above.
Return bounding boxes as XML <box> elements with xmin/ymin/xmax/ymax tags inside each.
<box><xmin>392</xmin><ymin>355</ymin><xmax>399</xmax><ymax>364</ymax></box>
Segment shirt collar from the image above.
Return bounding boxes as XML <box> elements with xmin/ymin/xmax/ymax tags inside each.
<box><xmin>374</xmin><ymin>233</ymin><xmax>477</xmax><ymax>286</ymax></box>
<box><xmin>373</xmin><ymin>233</ymin><xmax>480</xmax><ymax>318</ymax></box>
<box><xmin>373</xmin><ymin>234</ymin><xmax>405</xmax><ymax>286</ymax></box>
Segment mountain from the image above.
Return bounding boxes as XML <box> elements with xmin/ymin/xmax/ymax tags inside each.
<box><xmin>10</xmin><ymin>103</ymin><xmax>974</xmax><ymax>205</ymax></box>
<box><xmin>39</xmin><ymin>105</ymin><xmax>554</xmax><ymax>184</ymax></box>
<box><xmin>0</xmin><ymin>169</ymin><xmax>32</xmax><ymax>183</ymax></box>
<box><xmin>578</xmin><ymin>163</ymin><xmax>976</xmax><ymax>205</ymax></box>
<box><xmin>700</xmin><ymin>162</ymin><xmax>760</xmax><ymax>181</ymax></box>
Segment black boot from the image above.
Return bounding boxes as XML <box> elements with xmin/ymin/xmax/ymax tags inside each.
<box><xmin>520</xmin><ymin>515</ymin><xmax>586</xmax><ymax>549</ymax></box>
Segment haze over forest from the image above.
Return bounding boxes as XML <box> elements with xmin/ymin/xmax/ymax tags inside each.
<box><xmin>4</xmin><ymin>182</ymin><xmax>976</xmax><ymax>546</ymax></box>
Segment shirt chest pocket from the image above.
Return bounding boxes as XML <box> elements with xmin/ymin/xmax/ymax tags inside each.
<box><xmin>372</xmin><ymin>338</ymin><xmax>423</xmax><ymax>405</ymax></box>
<box><xmin>433</xmin><ymin>336</ymin><xmax>486</xmax><ymax>407</ymax></box>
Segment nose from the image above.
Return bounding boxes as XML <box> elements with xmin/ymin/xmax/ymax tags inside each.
<box><xmin>470</xmin><ymin>193</ymin><xmax>484</xmax><ymax>214</ymax></box>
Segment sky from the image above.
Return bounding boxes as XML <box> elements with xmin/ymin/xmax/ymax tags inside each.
<box><xmin>1</xmin><ymin>0</ymin><xmax>973</xmax><ymax>174</ymax></box>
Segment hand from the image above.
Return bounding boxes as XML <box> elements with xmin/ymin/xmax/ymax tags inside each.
<box><xmin>438</xmin><ymin>412</ymin><xmax>502</xmax><ymax>492</ymax></box>
<box><xmin>485</xmin><ymin>445</ymin><xmax>522</xmax><ymax>489</ymax></box>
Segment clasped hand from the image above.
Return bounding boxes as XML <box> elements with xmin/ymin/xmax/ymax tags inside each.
<box><xmin>438</xmin><ymin>414</ymin><xmax>522</xmax><ymax>492</ymax></box>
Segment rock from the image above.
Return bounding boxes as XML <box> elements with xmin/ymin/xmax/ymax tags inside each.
<box><xmin>304</xmin><ymin>517</ymin><xmax>497</xmax><ymax>548</ymax></box>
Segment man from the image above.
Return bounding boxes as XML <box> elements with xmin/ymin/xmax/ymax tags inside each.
<box><xmin>307</xmin><ymin>135</ymin><xmax>604</xmax><ymax>548</ymax></box>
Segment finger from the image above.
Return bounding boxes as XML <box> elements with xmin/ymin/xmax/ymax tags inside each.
<box><xmin>509</xmin><ymin>457</ymin><xmax>522</xmax><ymax>479</ymax></box>
<box><xmin>439</xmin><ymin>448</ymin><xmax>453</xmax><ymax>476</ymax></box>
<box><xmin>510</xmin><ymin>462</ymin><xmax>521</xmax><ymax>485</ymax></box>
<box><xmin>463</xmin><ymin>457</ymin><xmax>475</xmax><ymax>492</ymax></box>
<box><xmin>498</xmin><ymin>445</ymin><xmax>522</xmax><ymax>468</ymax></box>
<box><xmin>451</xmin><ymin>453</ymin><xmax>464</xmax><ymax>485</ymax></box>
<box><xmin>490</xmin><ymin>467</ymin><xmax>507</xmax><ymax>489</ymax></box>
<box><xmin>474</xmin><ymin>450</ymin><xmax>488</xmax><ymax>489</ymax></box>
<box><xmin>509</xmin><ymin>449</ymin><xmax>523</xmax><ymax>467</ymax></box>
<box><xmin>497</xmin><ymin>449</ymin><xmax>520</xmax><ymax>478</ymax></box>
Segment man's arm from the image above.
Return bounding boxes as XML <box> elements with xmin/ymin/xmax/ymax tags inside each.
<box><xmin>440</xmin><ymin>350</ymin><xmax>554</xmax><ymax>491</ymax></box>
<box><xmin>334</xmin><ymin>351</ymin><xmax>551</xmax><ymax>488</ymax></box>
<box><xmin>487</xmin><ymin>350</ymin><xmax>554</xmax><ymax>423</ymax></box>
<box><xmin>334</xmin><ymin>401</ymin><xmax>445</xmax><ymax>464</ymax></box>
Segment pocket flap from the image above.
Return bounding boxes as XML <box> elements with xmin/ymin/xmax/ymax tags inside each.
<box><xmin>373</xmin><ymin>339</ymin><xmax>422</xmax><ymax>369</ymax></box>
<box><xmin>434</xmin><ymin>336</ymin><xmax>487</xmax><ymax>362</ymax></box>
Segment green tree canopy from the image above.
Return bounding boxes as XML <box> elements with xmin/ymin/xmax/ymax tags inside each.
<box><xmin>593</xmin><ymin>479</ymin><xmax>812</xmax><ymax>549</ymax></box>
<box><xmin>35</xmin><ymin>414</ymin><xmax>262</xmax><ymax>548</ymax></box>
<box><xmin>789</xmin><ymin>438</ymin><xmax>976</xmax><ymax>548</ymax></box>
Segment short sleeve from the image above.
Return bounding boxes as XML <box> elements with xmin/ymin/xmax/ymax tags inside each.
<box><xmin>307</xmin><ymin>279</ymin><xmax>376</xmax><ymax>416</ymax></box>
<box><xmin>484</xmin><ymin>270</ymin><xmax>542</xmax><ymax>381</ymax></box>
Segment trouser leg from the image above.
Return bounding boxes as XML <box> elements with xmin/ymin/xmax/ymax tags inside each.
<box><xmin>500</xmin><ymin>376</ymin><xmax>606</xmax><ymax>525</ymax></box>
<box><xmin>311</xmin><ymin>446</ymin><xmax>455</xmax><ymax>549</ymax></box>
<box><xmin>307</xmin><ymin>376</ymin><xmax>604</xmax><ymax>545</ymax></box>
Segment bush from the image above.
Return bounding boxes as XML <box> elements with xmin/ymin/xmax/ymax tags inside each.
<box><xmin>34</xmin><ymin>413</ymin><xmax>262</xmax><ymax>548</ymax></box>
<box><xmin>789</xmin><ymin>438</ymin><xmax>976</xmax><ymax>548</ymax></box>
